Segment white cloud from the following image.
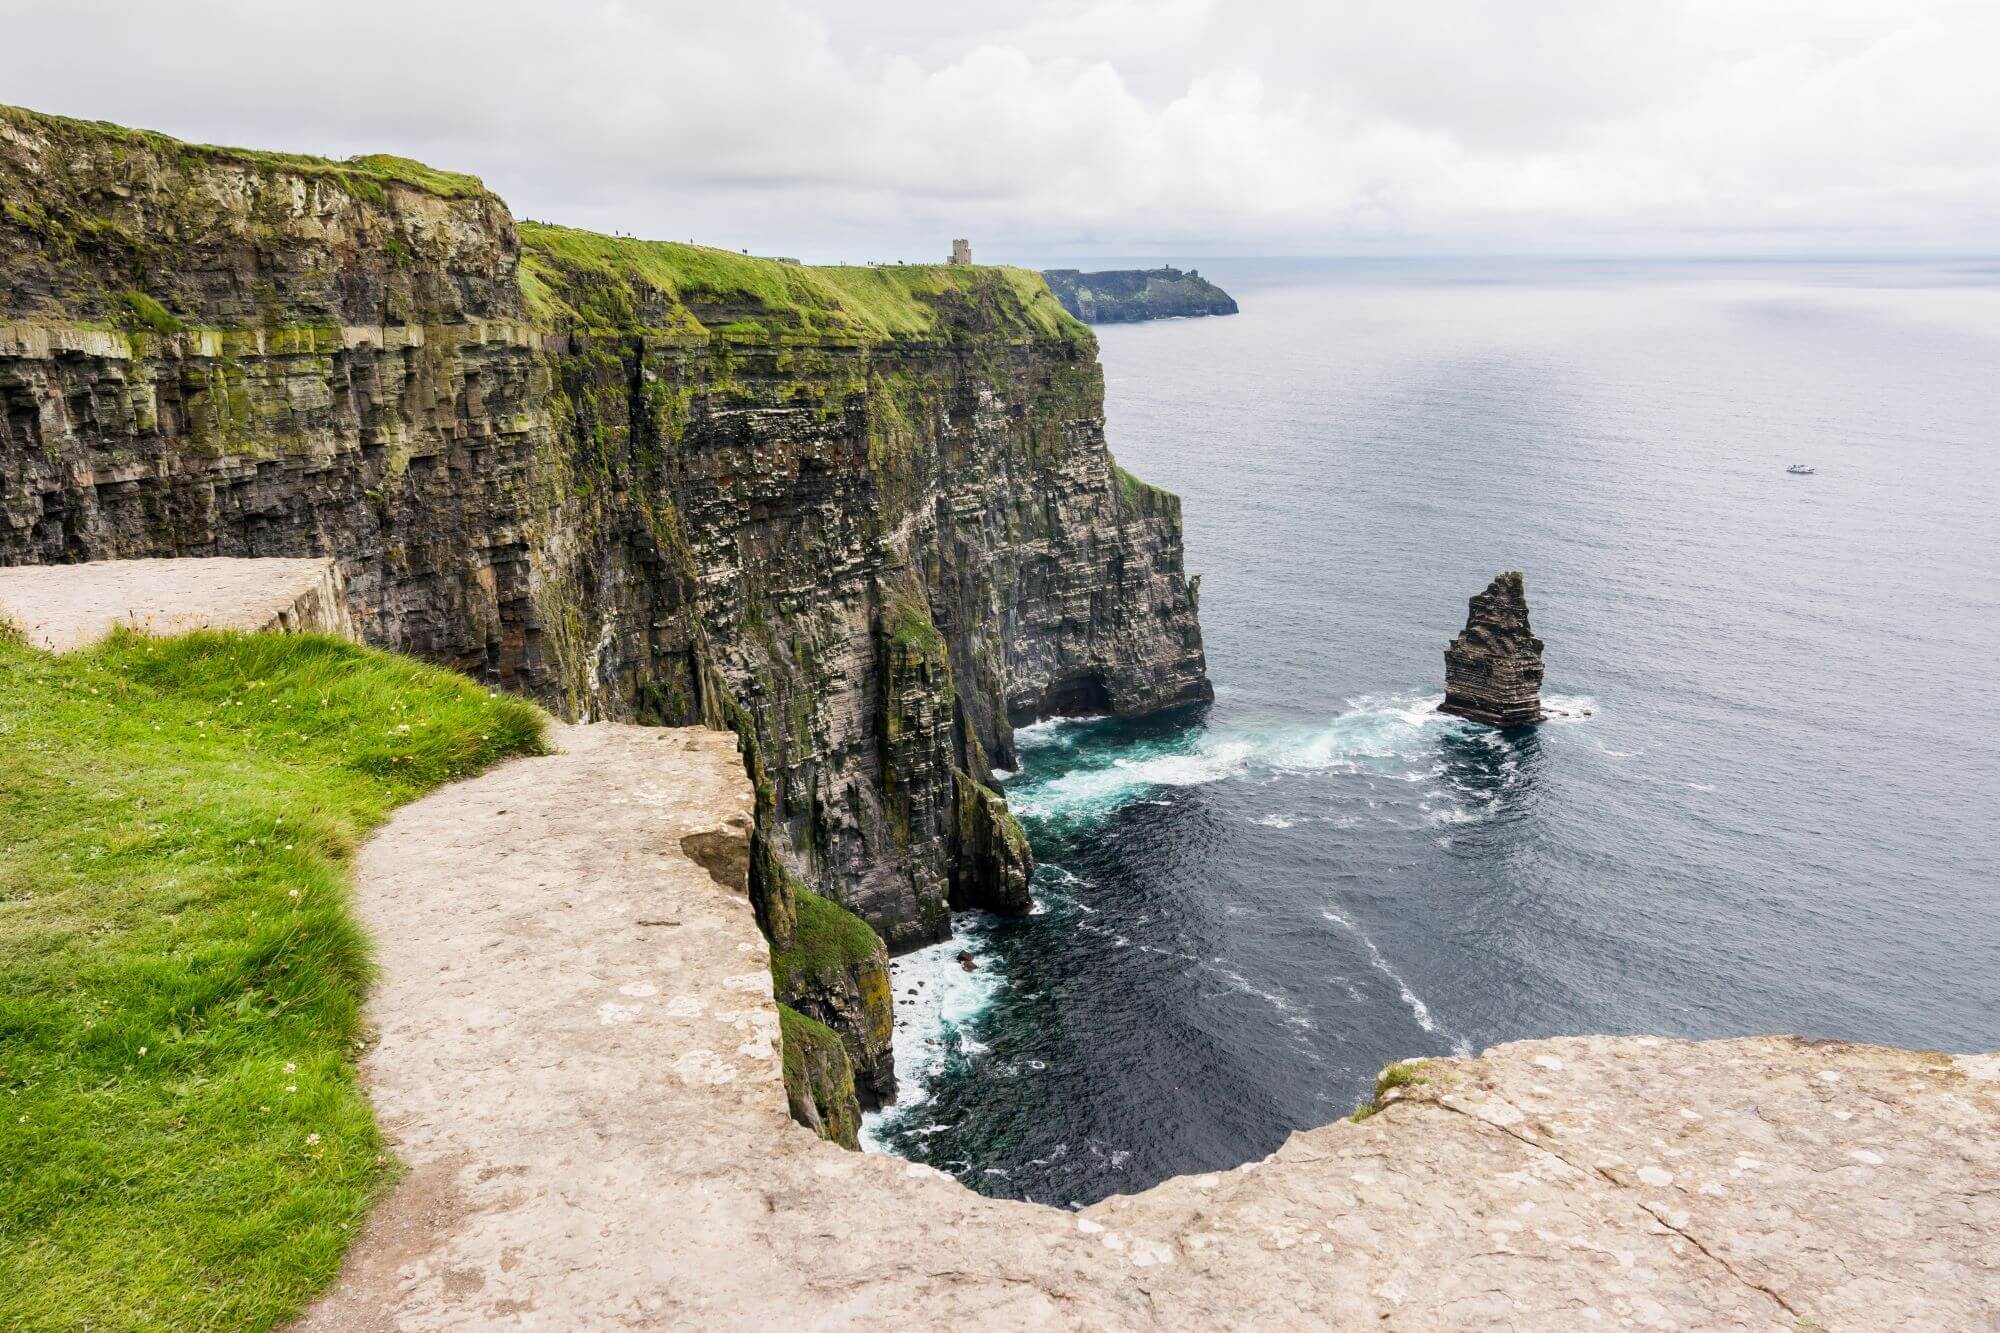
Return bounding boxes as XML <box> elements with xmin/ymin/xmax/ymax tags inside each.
<box><xmin>4</xmin><ymin>0</ymin><xmax>1995</xmax><ymax>258</ymax></box>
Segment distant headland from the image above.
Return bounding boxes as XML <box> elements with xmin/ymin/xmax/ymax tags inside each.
<box><xmin>1040</xmin><ymin>265</ymin><xmax>1239</xmax><ymax>324</ymax></box>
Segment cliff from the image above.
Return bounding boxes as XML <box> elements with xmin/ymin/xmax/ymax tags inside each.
<box><xmin>1041</xmin><ymin>266</ymin><xmax>1239</xmax><ymax>323</ymax></box>
<box><xmin>0</xmin><ymin>106</ymin><xmax>1209</xmax><ymax>976</ymax></box>
<box><xmin>1441</xmin><ymin>571</ymin><xmax>1545</xmax><ymax>728</ymax></box>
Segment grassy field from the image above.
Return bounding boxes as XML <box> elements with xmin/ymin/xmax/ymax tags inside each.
<box><xmin>0</xmin><ymin>628</ymin><xmax>545</xmax><ymax>1330</ymax></box>
<box><xmin>518</xmin><ymin>220</ymin><xmax>1087</xmax><ymax>344</ymax></box>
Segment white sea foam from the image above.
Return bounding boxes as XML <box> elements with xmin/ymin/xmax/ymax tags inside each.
<box><xmin>1540</xmin><ymin>693</ymin><xmax>1598</xmax><ymax>723</ymax></box>
<box><xmin>1321</xmin><ymin>907</ymin><xmax>1466</xmax><ymax>1053</ymax></box>
<box><xmin>1007</xmin><ymin>693</ymin><xmax>1485</xmax><ymax>821</ymax></box>
<box><xmin>860</xmin><ymin>932</ymin><xmax>1005</xmax><ymax>1150</ymax></box>
<box><xmin>1207</xmin><ymin>960</ymin><xmax>1316</xmax><ymax>1030</ymax></box>
<box><xmin>1249</xmin><ymin>813</ymin><xmax>1297</xmax><ymax>828</ymax></box>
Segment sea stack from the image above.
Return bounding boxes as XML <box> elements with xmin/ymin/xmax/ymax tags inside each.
<box><xmin>1441</xmin><ymin>572</ymin><xmax>1545</xmax><ymax>727</ymax></box>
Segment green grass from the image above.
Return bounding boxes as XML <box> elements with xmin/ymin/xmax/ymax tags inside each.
<box><xmin>0</xmin><ymin>629</ymin><xmax>545</xmax><ymax>1330</ymax></box>
<box><xmin>1348</xmin><ymin>1059</ymin><xmax>1431</xmax><ymax>1122</ymax></box>
<box><xmin>769</xmin><ymin>887</ymin><xmax>881</xmax><ymax>995</ymax></box>
<box><xmin>0</xmin><ymin>104</ymin><xmax>491</xmax><ymax>201</ymax></box>
<box><xmin>518</xmin><ymin>220</ymin><xmax>1088</xmax><ymax>345</ymax></box>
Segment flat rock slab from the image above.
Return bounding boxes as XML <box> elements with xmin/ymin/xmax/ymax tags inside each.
<box><xmin>0</xmin><ymin>556</ymin><xmax>351</xmax><ymax>652</ymax></box>
<box><xmin>304</xmin><ymin>722</ymin><xmax>2000</xmax><ymax>1329</ymax></box>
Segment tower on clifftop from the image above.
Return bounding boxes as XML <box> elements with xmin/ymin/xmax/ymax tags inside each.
<box><xmin>949</xmin><ymin>238</ymin><xmax>972</xmax><ymax>265</ymax></box>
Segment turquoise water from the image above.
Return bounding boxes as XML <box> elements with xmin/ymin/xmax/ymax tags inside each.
<box><xmin>866</xmin><ymin>259</ymin><xmax>2000</xmax><ymax>1206</ymax></box>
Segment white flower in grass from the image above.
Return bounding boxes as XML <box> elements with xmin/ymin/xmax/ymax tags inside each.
<box><xmin>306</xmin><ymin>1133</ymin><xmax>321</xmax><ymax>1146</ymax></box>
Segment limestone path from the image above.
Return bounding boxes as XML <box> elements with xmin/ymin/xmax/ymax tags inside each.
<box><xmin>0</xmin><ymin>556</ymin><xmax>351</xmax><ymax>652</ymax></box>
<box><xmin>302</xmin><ymin>722</ymin><xmax>2000</xmax><ymax>1329</ymax></box>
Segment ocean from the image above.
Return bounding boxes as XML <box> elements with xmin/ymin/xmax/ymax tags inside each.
<box><xmin>863</xmin><ymin>258</ymin><xmax>2000</xmax><ymax>1207</ymax></box>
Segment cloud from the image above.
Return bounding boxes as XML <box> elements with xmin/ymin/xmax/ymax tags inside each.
<box><xmin>4</xmin><ymin>0</ymin><xmax>1994</xmax><ymax>257</ymax></box>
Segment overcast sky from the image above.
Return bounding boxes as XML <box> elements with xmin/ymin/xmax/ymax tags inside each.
<box><xmin>5</xmin><ymin>1</ymin><xmax>1995</xmax><ymax>261</ymax></box>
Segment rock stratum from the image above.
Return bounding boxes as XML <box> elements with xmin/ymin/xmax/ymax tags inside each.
<box><xmin>1441</xmin><ymin>570</ymin><xmax>1545</xmax><ymax>728</ymax></box>
<box><xmin>296</xmin><ymin>721</ymin><xmax>1999</xmax><ymax>1329</ymax></box>
<box><xmin>0</xmin><ymin>105</ymin><xmax>1210</xmax><ymax>1109</ymax></box>
<box><xmin>1041</xmin><ymin>266</ymin><xmax>1239</xmax><ymax>324</ymax></box>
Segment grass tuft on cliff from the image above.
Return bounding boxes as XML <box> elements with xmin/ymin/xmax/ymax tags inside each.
<box><xmin>518</xmin><ymin>220</ymin><xmax>1090</xmax><ymax>346</ymax></box>
<box><xmin>0</xmin><ymin>629</ymin><xmax>545</xmax><ymax>1331</ymax></box>
<box><xmin>1348</xmin><ymin>1059</ymin><xmax>1431</xmax><ymax>1122</ymax></box>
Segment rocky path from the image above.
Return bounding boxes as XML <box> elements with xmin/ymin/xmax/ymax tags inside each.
<box><xmin>302</xmin><ymin>722</ymin><xmax>2000</xmax><ymax>1329</ymax></box>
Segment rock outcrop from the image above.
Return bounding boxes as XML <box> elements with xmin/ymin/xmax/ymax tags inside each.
<box><xmin>0</xmin><ymin>105</ymin><xmax>1210</xmax><ymax>966</ymax></box>
<box><xmin>1041</xmin><ymin>266</ymin><xmax>1239</xmax><ymax>323</ymax></box>
<box><xmin>1441</xmin><ymin>570</ymin><xmax>1544</xmax><ymax>727</ymax></box>
<box><xmin>304</xmin><ymin>720</ymin><xmax>2000</xmax><ymax>1329</ymax></box>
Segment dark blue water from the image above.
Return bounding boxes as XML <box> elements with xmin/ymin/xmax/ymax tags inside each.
<box><xmin>866</xmin><ymin>259</ymin><xmax>2000</xmax><ymax>1206</ymax></box>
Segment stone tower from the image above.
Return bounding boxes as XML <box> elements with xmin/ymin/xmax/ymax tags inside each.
<box><xmin>949</xmin><ymin>238</ymin><xmax>972</xmax><ymax>265</ymax></box>
<box><xmin>1440</xmin><ymin>572</ymin><xmax>1545</xmax><ymax>727</ymax></box>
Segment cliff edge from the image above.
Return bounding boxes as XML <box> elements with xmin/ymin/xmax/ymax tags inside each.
<box><xmin>305</xmin><ymin>722</ymin><xmax>2000</xmax><ymax>1329</ymax></box>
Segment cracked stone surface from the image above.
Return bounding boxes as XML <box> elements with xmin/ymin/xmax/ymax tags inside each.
<box><xmin>301</xmin><ymin>722</ymin><xmax>2000</xmax><ymax>1329</ymax></box>
<box><xmin>0</xmin><ymin>556</ymin><xmax>352</xmax><ymax>652</ymax></box>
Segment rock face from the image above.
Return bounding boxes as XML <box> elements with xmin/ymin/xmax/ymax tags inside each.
<box><xmin>0</xmin><ymin>105</ymin><xmax>1210</xmax><ymax>957</ymax></box>
<box><xmin>1441</xmin><ymin>571</ymin><xmax>1544</xmax><ymax>727</ymax></box>
<box><xmin>1040</xmin><ymin>266</ymin><xmax>1239</xmax><ymax>324</ymax></box>
<box><xmin>305</xmin><ymin>720</ymin><xmax>2000</xmax><ymax>1329</ymax></box>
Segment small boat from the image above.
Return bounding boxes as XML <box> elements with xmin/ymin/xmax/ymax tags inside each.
<box><xmin>1786</xmin><ymin>464</ymin><xmax>1815</xmax><ymax>475</ymax></box>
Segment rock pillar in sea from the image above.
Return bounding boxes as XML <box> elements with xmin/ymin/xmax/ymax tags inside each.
<box><xmin>1440</xmin><ymin>572</ymin><xmax>1545</xmax><ymax>727</ymax></box>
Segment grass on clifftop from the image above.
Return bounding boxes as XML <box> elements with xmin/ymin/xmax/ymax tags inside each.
<box><xmin>0</xmin><ymin>104</ymin><xmax>491</xmax><ymax>202</ymax></box>
<box><xmin>0</xmin><ymin>629</ymin><xmax>544</xmax><ymax>1331</ymax></box>
<box><xmin>518</xmin><ymin>220</ymin><xmax>1087</xmax><ymax>345</ymax></box>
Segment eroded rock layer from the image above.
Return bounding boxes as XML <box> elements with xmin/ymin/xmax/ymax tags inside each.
<box><xmin>0</xmin><ymin>105</ymin><xmax>1209</xmax><ymax>956</ymax></box>
<box><xmin>1441</xmin><ymin>570</ymin><xmax>1544</xmax><ymax>727</ymax></box>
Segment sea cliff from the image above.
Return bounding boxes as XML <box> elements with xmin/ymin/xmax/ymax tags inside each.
<box><xmin>1041</xmin><ymin>265</ymin><xmax>1239</xmax><ymax>323</ymax></box>
<box><xmin>0</xmin><ymin>105</ymin><xmax>1209</xmax><ymax>1115</ymax></box>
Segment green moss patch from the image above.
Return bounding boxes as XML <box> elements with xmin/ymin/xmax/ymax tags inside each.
<box><xmin>770</xmin><ymin>886</ymin><xmax>882</xmax><ymax>995</ymax></box>
<box><xmin>1113</xmin><ymin>460</ymin><xmax>1175</xmax><ymax>510</ymax></box>
<box><xmin>114</xmin><ymin>289</ymin><xmax>184</xmax><ymax>337</ymax></box>
<box><xmin>777</xmin><ymin>1004</ymin><xmax>861</xmax><ymax>1149</ymax></box>
<box><xmin>0</xmin><ymin>629</ymin><xmax>544</xmax><ymax>1330</ymax></box>
<box><xmin>885</xmin><ymin>590</ymin><xmax>945</xmax><ymax>657</ymax></box>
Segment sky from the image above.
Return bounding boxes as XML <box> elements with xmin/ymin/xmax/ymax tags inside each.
<box><xmin>4</xmin><ymin>0</ymin><xmax>1996</xmax><ymax>262</ymax></box>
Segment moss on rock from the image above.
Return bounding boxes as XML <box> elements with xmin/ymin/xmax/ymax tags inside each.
<box><xmin>771</xmin><ymin>887</ymin><xmax>895</xmax><ymax>1105</ymax></box>
<box><xmin>778</xmin><ymin>1004</ymin><xmax>863</xmax><ymax>1150</ymax></box>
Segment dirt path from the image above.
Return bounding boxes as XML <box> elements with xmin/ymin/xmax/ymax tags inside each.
<box><xmin>298</xmin><ymin>721</ymin><xmax>1999</xmax><ymax>1329</ymax></box>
